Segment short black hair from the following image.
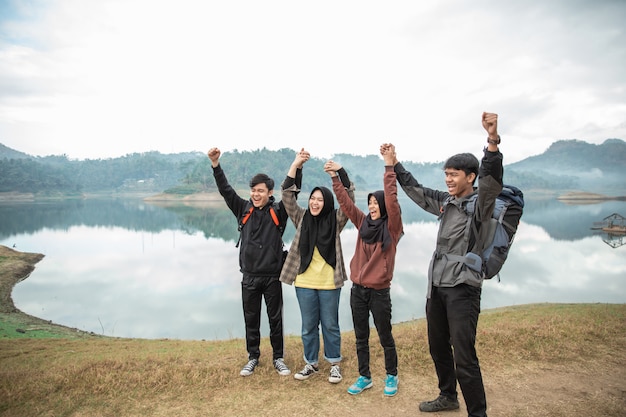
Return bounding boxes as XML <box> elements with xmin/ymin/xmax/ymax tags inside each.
<box><xmin>249</xmin><ymin>173</ymin><xmax>274</xmax><ymax>190</ymax></box>
<box><xmin>443</xmin><ymin>153</ymin><xmax>479</xmax><ymax>181</ymax></box>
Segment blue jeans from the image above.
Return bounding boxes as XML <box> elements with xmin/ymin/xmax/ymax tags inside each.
<box><xmin>295</xmin><ymin>287</ymin><xmax>342</xmax><ymax>364</ymax></box>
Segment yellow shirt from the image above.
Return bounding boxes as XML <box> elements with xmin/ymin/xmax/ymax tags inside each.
<box><xmin>294</xmin><ymin>246</ymin><xmax>336</xmax><ymax>290</ymax></box>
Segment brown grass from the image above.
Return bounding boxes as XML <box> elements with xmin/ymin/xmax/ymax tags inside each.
<box><xmin>1</xmin><ymin>246</ymin><xmax>625</xmax><ymax>416</ymax></box>
<box><xmin>0</xmin><ymin>304</ymin><xmax>625</xmax><ymax>417</ymax></box>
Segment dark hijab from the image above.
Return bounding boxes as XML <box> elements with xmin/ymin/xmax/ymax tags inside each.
<box><xmin>359</xmin><ymin>190</ymin><xmax>392</xmax><ymax>251</ymax></box>
<box><xmin>299</xmin><ymin>186</ymin><xmax>337</xmax><ymax>273</ymax></box>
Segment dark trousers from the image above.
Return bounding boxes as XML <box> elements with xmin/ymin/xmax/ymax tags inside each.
<box><xmin>426</xmin><ymin>284</ymin><xmax>487</xmax><ymax>417</ymax></box>
<box><xmin>241</xmin><ymin>276</ymin><xmax>284</xmax><ymax>361</ymax></box>
<box><xmin>351</xmin><ymin>284</ymin><xmax>397</xmax><ymax>378</ymax></box>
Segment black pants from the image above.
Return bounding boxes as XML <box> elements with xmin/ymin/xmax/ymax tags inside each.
<box><xmin>351</xmin><ymin>284</ymin><xmax>397</xmax><ymax>378</ymax></box>
<box><xmin>241</xmin><ymin>276</ymin><xmax>284</xmax><ymax>361</ymax></box>
<box><xmin>426</xmin><ymin>284</ymin><xmax>487</xmax><ymax>417</ymax></box>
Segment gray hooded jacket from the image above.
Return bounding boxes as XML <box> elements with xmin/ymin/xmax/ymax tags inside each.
<box><xmin>394</xmin><ymin>149</ymin><xmax>503</xmax><ymax>295</ymax></box>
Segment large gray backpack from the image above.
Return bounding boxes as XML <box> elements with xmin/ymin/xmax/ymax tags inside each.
<box><xmin>448</xmin><ymin>185</ymin><xmax>524</xmax><ymax>281</ymax></box>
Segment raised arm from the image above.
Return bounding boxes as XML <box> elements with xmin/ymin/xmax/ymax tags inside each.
<box><xmin>482</xmin><ymin>112</ymin><xmax>500</xmax><ymax>152</ymax></box>
<box><xmin>207</xmin><ymin>147</ymin><xmax>221</xmax><ymax>168</ymax></box>
<box><xmin>380</xmin><ymin>144</ymin><xmax>403</xmax><ymax>238</ymax></box>
<box><xmin>386</xmin><ymin>143</ymin><xmax>448</xmax><ymax>216</ymax></box>
<box><xmin>207</xmin><ymin>147</ymin><xmax>246</xmax><ymax>216</ymax></box>
<box><xmin>287</xmin><ymin>148</ymin><xmax>310</xmax><ymax>178</ymax></box>
<box><xmin>325</xmin><ymin>160</ymin><xmax>358</xmax><ymax>228</ymax></box>
<box><xmin>281</xmin><ymin>148</ymin><xmax>310</xmax><ymax>224</ymax></box>
<box><xmin>476</xmin><ymin>112</ymin><xmax>504</xmax><ymax>222</ymax></box>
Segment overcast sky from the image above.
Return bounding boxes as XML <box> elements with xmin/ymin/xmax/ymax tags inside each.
<box><xmin>1</xmin><ymin>0</ymin><xmax>624</xmax><ymax>164</ymax></box>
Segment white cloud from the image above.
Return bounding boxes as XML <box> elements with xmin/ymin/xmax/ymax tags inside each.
<box><xmin>0</xmin><ymin>0</ymin><xmax>624</xmax><ymax>164</ymax></box>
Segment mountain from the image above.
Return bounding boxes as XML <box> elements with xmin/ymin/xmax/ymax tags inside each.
<box><xmin>0</xmin><ymin>143</ymin><xmax>34</xmax><ymax>160</ymax></box>
<box><xmin>1</xmin><ymin>139</ymin><xmax>625</xmax><ymax>196</ymax></box>
<box><xmin>506</xmin><ymin>139</ymin><xmax>626</xmax><ymax>194</ymax></box>
<box><xmin>508</xmin><ymin>139</ymin><xmax>625</xmax><ymax>172</ymax></box>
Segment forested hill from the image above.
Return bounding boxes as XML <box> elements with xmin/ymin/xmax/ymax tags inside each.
<box><xmin>0</xmin><ymin>144</ymin><xmax>31</xmax><ymax>160</ymax></box>
<box><xmin>505</xmin><ymin>138</ymin><xmax>626</xmax><ymax>193</ymax></box>
<box><xmin>1</xmin><ymin>139</ymin><xmax>625</xmax><ymax>197</ymax></box>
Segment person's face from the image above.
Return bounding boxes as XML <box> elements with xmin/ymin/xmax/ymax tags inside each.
<box><xmin>368</xmin><ymin>195</ymin><xmax>381</xmax><ymax>220</ymax></box>
<box><xmin>250</xmin><ymin>183</ymin><xmax>272</xmax><ymax>208</ymax></box>
<box><xmin>308</xmin><ymin>190</ymin><xmax>325</xmax><ymax>216</ymax></box>
<box><xmin>444</xmin><ymin>168</ymin><xmax>475</xmax><ymax>198</ymax></box>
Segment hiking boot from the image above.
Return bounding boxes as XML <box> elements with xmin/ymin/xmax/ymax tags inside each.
<box><xmin>418</xmin><ymin>395</ymin><xmax>460</xmax><ymax>412</ymax></box>
<box><xmin>293</xmin><ymin>363</ymin><xmax>319</xmax><ymax>380</ymax></box>
<box><xmin>239</xmin><ymin>358</ymin><xmax>259</xmax><ymax>377</ymax></box>
<box><xmin>383</xmin><ymin>374</ymin><xmax>398</xmax><ymax>396</ymax></box>
<box><xmin>273</xmin><ymin>358</ymin><xmax>291</xmax><ymax>376</ymax></box>
<box><xmin>328</xmin><ymin>364</ymin><xmax>342</xmax><ymax>384</ymax></box>
<box><xmin>347</xmin><ymin>375</ymin><xmax>373</xmax><ymax>395</ymax></box>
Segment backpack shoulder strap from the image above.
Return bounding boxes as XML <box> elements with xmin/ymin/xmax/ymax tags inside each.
<box><xmin>464</xmin><ymin>194</ymin><xmax>480</xmax><ymax>253</ymax></box>
<box><xmin>239</xmin><ymin>202</ymin><xmax>284</xmax><ymax>233</ymax></box>
<box><xmin>269</xmin><ymin>205</ymin><xmax>280</xmax><ymax>227</ymax></box>
<box><xmin>236</xmin><ymin>203</ymin><xmax>254</xmax><ymax>248</ymax></box>
<box><xmin>468</xmin><ymin>193</ymin><xmax>509</xmax><ymax>252</ymax></box>
<box><xmin>239</xmin><ymin>204</ymin><xmax>254</xmax><ymax>228</ymax></box>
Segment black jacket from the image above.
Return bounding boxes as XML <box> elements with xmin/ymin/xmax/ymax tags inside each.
<box><xmin>213</xmin><ymin>164</ymin><xmax>300</xmax><ymax>277</ymax></box>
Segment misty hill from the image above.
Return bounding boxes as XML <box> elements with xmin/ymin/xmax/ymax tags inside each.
<box><xmin>1</xmin><ymin>139</ymin><xmax>625</xmax><ymax>197</ymax></box>
<box><xmin>0</xmin><ymin>143</ymin><xmax>33</xmax><ymax>160</ymax></box>
<box><xmin>506</xmin><ymin>139</ymin><xmax>626</xmax><ymax>193</ymax></box>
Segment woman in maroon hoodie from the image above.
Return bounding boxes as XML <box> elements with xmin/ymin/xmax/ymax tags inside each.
<box><xmin>325</xmin><ymin>144</ymin><xmax>404</xmax><ymax>397</ymax></box>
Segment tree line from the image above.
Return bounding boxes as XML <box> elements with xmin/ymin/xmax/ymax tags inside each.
<box><xmin>1</xmin><ymin>139</ymin><xmax>625</xmax><ymax>196</ymax></box>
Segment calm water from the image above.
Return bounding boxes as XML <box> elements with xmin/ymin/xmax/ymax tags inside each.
<box><xmin>1</xmin><ymin>197</ymin><xmax>624</xmax><ymax>340</ymax></box>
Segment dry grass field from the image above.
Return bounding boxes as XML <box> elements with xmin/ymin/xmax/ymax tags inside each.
<box><xmin>1</xmin><ymin>245</ymin><xmax>625</xmax><ymax>417</ymax></box>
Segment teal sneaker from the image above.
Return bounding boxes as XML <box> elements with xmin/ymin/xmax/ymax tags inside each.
<box><xmin>347</xmin><ymin>376</ymin><xmax>373</xmax><ymax>395</ymax></box>
<box><xmin>384</xmin><ymin>374</ymin><xmax>398</xmax><ymax>396</ymax></box>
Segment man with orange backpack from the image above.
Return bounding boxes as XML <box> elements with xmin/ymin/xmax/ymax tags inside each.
<box><xmin>208</xmin><ymin>147</ymin><xmax>298</xmax><ymax>378</ymax></box>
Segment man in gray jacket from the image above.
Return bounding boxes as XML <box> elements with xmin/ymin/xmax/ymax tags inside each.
<box><xmin>387</xmin><ymin>112</ymin><xmax>502</xmax><ymax>417</ymax></box>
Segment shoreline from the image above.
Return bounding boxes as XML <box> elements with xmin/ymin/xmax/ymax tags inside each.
<box><xmin>0</xmin><ymin>245</ymin><xmax>101</xmax><ymax>338</ymax></box>
<box><xmin>557</xmin><ymin>191</ymin><xmax>626</xmax><ymax>202</ymax></box>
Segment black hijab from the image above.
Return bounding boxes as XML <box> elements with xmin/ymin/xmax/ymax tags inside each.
<box><xmin>359</xmin><ymin>190</ymin><xmax>392</xmax><ymax>251</ymax></box>
<box><xmin>299</xmin><ymin>186</ymin><xmax>337</xmax><ymax>273</ymax></box>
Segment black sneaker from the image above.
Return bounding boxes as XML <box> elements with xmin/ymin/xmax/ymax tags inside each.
<box><xmin>293</xmin><ymin>363</ymin><xmax>319</xmax><ymax>380</ymax></box>
<box><xmin>419</xmin><ymin>395</ymin><xmax>460</xmax><ymax>412</ymax></box>
<box><xmin>239</xmin><ymin>358</ymin><xmax>259</xmax><ymax>377</ymax></box>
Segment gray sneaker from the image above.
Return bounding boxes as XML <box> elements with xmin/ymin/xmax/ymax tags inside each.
<box><xmin>239</xmin><ymin>358</ymin><xmax>259</xmax><ymax>377</ymax></box>
<box><xmin>418</xmin><ymin>395</ymin><xmax>460</xmax><ymax>412</ymax></box>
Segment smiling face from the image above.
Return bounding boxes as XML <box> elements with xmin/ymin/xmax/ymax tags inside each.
<box><xmin>308</xmin><ymin>189</ymin><xmax>325</xmax><ymax>216</ymax></box>
<box><xmin>368</xmin><ymin>195</ymin><xmax>381</xmax><ymax>220</ymax></box>
<box><xmin>444</xmin><ymin>168</ymin><xmax>475</xmax><ymax>198</ymax></box>
<box><xmin>249</xmin><ymin>183</ymin><xmax>272</xmax><ymax>208</ymax></box>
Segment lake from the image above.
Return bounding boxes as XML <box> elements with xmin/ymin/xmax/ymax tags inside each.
<box><xmin>1</xmin><ymin>196</ymin><xmax>624</xmax><ymax>340</ymax></box>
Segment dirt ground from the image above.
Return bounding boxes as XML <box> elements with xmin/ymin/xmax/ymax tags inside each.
<box><xmin>482</xmin><ymin>360</ymin><xmax>625</xmax><ymax>416</ymax></box>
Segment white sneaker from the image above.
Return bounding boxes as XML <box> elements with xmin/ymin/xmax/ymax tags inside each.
<box><xmin>273</xmin><ymin>358</ymin><xmax>291</xmax><ymax>376</ymax></box>
<box><xmin>240</xmin><ymin>358</ymin><xmax>258</xmax><ymax>377</ymax></box>
<box><xmin>328</xmin><ymin>364</ymin><xmax>342</xmax><ymax>384</ymax></box>
<box><xmin>293</xmin><ymin>363</ymin><xmax>319</xmax><ymax>380</ymax></box>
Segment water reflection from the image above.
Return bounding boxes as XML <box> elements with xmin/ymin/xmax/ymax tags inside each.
<box><xmin>1</xmin><ymin>197</ymin><xmax>624</xmax><ymax>340</ymax></box>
